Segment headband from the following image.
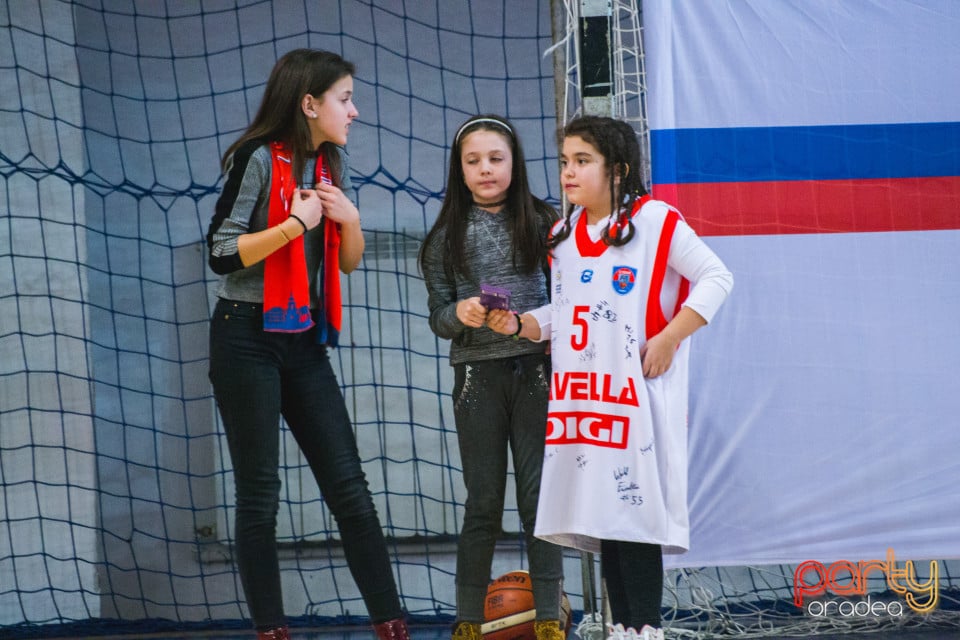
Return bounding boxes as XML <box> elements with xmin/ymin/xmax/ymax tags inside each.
<box><xmin>455</xmin><ymin>118</ymin><xmax>514</xmax><ymax>144</ymax></box>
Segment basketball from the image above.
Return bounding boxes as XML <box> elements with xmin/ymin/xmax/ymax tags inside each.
<box><xmin>481</xmin><ymin>570</ymin><xmax>570</xmax><ymax>640</ymax></box>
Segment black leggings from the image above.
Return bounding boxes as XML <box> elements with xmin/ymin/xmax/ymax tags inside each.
<box><xmin>601</xmin><ymin>540</ymin><xmax>663</xmax><ymax>630</ymax></box>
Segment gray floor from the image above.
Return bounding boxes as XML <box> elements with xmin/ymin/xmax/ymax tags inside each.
<box><xmin>783</xmin><ymin>633</ymin><xmax>953</xmax><ymax>640</ymax></box>
<box><xmin>31</xmin><ymin>623</ymin><xmax>959</xmax><ymax>640</ymax></box>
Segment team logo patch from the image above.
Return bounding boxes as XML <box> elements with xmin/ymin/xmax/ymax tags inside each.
<box><xmin>611</xmin><ymin>266</ymin><xmax>636</xmax><ymax>295</ymax></box>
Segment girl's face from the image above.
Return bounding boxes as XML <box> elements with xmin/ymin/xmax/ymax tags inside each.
<box><xmin>307</xmin><ymin>74</ymin><xmax>358</xmax><ymax>147</ymax></box>
<box><xmin>560</xmin><ymin>134</ymin><xmax>612</xmax><ymax>220</ymax></box>
<box><xmin>459</xmin><ymin>129</ymin><xmax>513</xmax><ymax>206</ymax></box>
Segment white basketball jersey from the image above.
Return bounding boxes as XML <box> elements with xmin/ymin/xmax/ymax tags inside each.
<box><xmin>535</xmin><ymin>196</ymin><xmax>692</xmax><ymax>554</ymax></box>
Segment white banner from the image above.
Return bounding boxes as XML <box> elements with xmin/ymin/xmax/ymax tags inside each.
<box><xmin>642</xmin><ymin>0</ymin><xmax>960</xmax><ymax>568</ymax></box>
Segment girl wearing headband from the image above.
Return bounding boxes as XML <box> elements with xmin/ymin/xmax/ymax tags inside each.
<box><xmin>419</xmin><ymin>114</ymin><xmax>566</xmax><ymax>640</ymax></box>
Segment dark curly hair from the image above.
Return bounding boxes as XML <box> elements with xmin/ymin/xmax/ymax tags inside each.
<box><xmin>548</xmin><ymin>115</ymin><xmax>648</xmax><ymax>250</ymax></box>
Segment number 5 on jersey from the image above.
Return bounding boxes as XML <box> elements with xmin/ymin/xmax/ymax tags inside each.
<box><xmin>571</xmin><ymin>305</ymin><xmax>590</xmax><ymax>351</ymax></box>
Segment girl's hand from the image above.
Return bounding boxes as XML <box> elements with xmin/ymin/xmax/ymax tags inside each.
<box><xmin>485</xmin><ymin>309</ymin><xmax>517</xmax><ymax>335</ymax></box>
<box><xmin>639</xmin><ymin>331</ymin><xmax>678</xmax><ymax>378</ymax></box>
<box><xmin>456</xmin><ymin>297</ymin><xmax>488</xmax><ymax>328</ymax></box>
<box><xmin>315</xmin><ymin>182</ymin><xmax>360</xmax><ymax>227</ymax></box>
<box><xmin>292</xmin><ymin>189</ymin><xmax>324</xmax><ymax>229</ymax></box>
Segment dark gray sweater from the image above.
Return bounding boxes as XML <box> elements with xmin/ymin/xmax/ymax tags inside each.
<box><xmin>420</xmin><ymin>205</ymin><xmax>551</xmax><ymax>365</ymax></box>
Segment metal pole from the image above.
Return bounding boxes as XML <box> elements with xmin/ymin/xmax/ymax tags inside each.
<box><xmin>578</xmin><ymin>0</ymin><xmax>613</xmax><ymax>632</ymax></box>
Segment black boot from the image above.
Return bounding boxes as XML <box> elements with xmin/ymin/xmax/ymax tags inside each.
<box><xmin>373</xmin><ymin>617</ymin><xmax>411</xmax><ymax>640</ymax></box>
<box><xmin>257</xmin><ymin>626</ymin><xmax>290</xmax><ymax>640</ymax></box>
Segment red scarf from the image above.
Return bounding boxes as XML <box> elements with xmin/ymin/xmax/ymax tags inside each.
<box><xmin>263</xmin><ymin>143</ymin><xmax>342</xmax><ymax>346</ymax></box>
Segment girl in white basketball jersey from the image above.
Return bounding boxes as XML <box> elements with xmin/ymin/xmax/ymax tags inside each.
<box><xmin>489</xmin><ymin>116</ymin><xmax>733</xmax><ymax>640</ymax></box>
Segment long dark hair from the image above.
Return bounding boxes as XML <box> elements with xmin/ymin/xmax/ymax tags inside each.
<box><xmin>548</xmin><ymin>115</ymin><xmax>648</xmax><ymax>249</ymax></box>
<box><xmin>221</xmin><ymin>49</ymin><xmax>355</xmax><ymax>186</ymax></box>
<box><xmin>419</xmin><ymin>114</ymin><xmax>558</xmax><ymax>279</ymax></box>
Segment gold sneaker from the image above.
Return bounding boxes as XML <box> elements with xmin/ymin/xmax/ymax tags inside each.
<box><xmin>452</xmin><ymin>621</ymin><xmax>483</xmax><ymax>640</ymax></box>
<box><xmin>534</xmin><ymin>620</ymin><xmax>566</xmax><ymax>640</ymax></box>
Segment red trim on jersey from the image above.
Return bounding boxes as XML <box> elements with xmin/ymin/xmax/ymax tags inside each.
<box><xmin>646</xmin><ymin>208</ymin><xmax>680</xmax><ymax>340</ymax></box>
<box><xmin>614</xmin><ymin>194</ymin><xmax>650</xmax><ymax>236</ymax></box>
<box><xmin>575</xmin><ymin>196</ymin><xmax>652</xmax><ymax>257</ymax></box>
<box><xmin>575</xmin><ymin>209</ymin><xmax>608</xmax><ymax>257</ymax></box>
<box><xmin>662</xmin><ymin>197</ymin><xmax>691</xmax><ymax>318</ymax></box>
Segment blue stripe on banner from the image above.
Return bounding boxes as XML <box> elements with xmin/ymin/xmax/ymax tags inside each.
<box><xmin>651</xmin><ymin>121</ymin><xmax>960</xmax><ymax>184</ymax></box>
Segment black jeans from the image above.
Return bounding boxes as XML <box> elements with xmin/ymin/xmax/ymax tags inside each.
<box><xmin>209</xmin><ymin>299</ymin><xmax>401</xmax><ymax>630</ymax></box>
<box><xmin>452</xmin><ymin>353</ymin><xmax>564</xmax><ymax>622</ymax></box>
<box><xmin>601</xmin><ymin>540</ymin><xmax>663</xmax><ymax>630</ymax></box>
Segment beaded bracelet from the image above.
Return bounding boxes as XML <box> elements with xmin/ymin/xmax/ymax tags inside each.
<box><xmin>289</xmin><ymin>213</ymin><xmax>308</xmax><ymax>233</ymax></box>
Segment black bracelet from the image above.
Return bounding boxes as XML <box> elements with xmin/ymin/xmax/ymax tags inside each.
<box><xmin>511</xmin><ymin>311</ymin><xmax>523</xmax><ymax>340</ymax></box>
<box><xmin>289</xmin><ymin>213</ymin><xmax>308</xmax><ymax>233</ymax></box>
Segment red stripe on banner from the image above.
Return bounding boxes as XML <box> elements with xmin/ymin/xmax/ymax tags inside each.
<box><xmin>652</xmin><ymin>176</ymin><xmax>960</xmax><ymax>236</ymax></box>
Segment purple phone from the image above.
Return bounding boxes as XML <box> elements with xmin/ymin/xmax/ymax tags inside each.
<box><xmin>480</xmin><ymin>284</ymin><xmax>511</xmax><ymax>311</ymax></box>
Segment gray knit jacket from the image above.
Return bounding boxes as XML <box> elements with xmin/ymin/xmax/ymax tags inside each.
<box><xmin>420</xmin><ymin>205</ymin><xmax>551</xmax><ymax>365</ymax></box>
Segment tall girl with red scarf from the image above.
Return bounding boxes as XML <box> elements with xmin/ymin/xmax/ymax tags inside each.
<box><xmin>206</xmin><ymin>49</ymin><xmax>409</xmax><ymax>640</ymax></box>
